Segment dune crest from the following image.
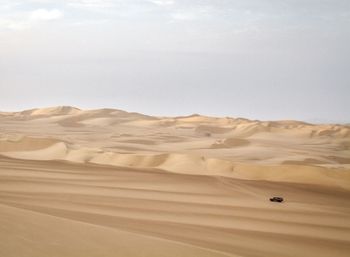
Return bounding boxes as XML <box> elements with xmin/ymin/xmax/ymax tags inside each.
<box><xmin>0</xmin><ymin>136</ymin><xmax>62</xmax><ymax>152</ymax></box>
<box><xmin>20</xmin><ymin>106</ymin><xmax>81</xmax><ymax>116</ymax></box>
<box><xmin>1</xmin><ymin>135</ymin><xmax>349</xmax><ymax>190</ymax></box>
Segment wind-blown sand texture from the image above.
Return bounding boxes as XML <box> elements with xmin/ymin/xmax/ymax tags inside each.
<box><xmin>1</xmin><ymin>106</ymin><xmax>350</xmax><ymax>257</ymax></box>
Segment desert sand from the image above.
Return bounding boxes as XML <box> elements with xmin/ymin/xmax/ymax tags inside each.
<box><xmin>1</xmin><ymin>106</ymin><xmax>350</xmax><ymax>257</ymax></box>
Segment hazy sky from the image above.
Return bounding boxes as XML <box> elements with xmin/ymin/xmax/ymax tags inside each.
<box><xmin>0</xmin><ymin>0</ymin><xmax>349</xmax><ymax>122</ymax></box>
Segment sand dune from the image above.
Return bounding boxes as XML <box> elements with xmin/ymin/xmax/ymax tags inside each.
<box><xmin>1</xmin><ymin>106</ymin><xmax>350</xmax><ymax>257</ymax></box>
<box><xmin>0</xmin><ymin>136</ymin><xmax>62</xmax><ymax>152</ymax></box>
<box><xmin>21</xmin><ymin>106</ymin><xmax>82</xmax><ymax>116</ymax></box>
<box><xmin>1</xmin><ymin>137</ymin><xmax>348</xmax><ymax>190</ymax></box>
<box><xmin>211</xmin><ymin>138</ymin><xmax>251</xmax><ymax>148</ymax></box>
<box><xmin>1</xmin><ymin>157</ymin><xmax>350</xmax><ymax>257</ymax></box>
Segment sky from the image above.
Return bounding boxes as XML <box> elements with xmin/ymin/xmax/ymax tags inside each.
<box><xmin>0</xmin><ymin>0</ymin><xmax>349</xmax><ymax>122</ymax></box>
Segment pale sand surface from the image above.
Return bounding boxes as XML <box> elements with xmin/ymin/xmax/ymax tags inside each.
<box><xmin>1</xmin><ymin>106</ymin><xmax>350</xmax><ymax>256</ymax></box>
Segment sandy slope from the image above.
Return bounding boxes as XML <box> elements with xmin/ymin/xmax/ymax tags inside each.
<box><xmin>1</xmin><ymin>106</ymin><xmax>350</xmax><ymax>257</ymax></box>
<box><xmin>1</xmin><ymin>106</ymin><xmax>349</xmax><ymax>188</ymax></box>
<box><xmin>1</xmin><ymin>157</ymin><xmax>350</xmax><ymax>257</ymax></box>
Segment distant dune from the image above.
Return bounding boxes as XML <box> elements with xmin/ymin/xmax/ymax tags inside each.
<box><xmin>1</xmin><ymin>106</ymin><xmax>349</xmax><ymax>188</ymax></box>
<box><xmin>1</xmin><ymin>106</ymin><xmax>350</xmax><ymax>257</ymax></box>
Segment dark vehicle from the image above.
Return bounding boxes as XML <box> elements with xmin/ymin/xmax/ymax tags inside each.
<box><xmin>270</xmin><ymin>197</ymin><xmax>284</xmax><ymax>203</ymax></box>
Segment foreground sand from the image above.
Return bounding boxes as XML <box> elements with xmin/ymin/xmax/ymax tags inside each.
<box><xmin>1</xmin><ymin>157</ymin><xmax>350</xmax><ymax>257</ymax></box>
<box><xmin>1</xmin><ymin>106</ymin><xmax>350</xmax><ymax>256</ymax></box>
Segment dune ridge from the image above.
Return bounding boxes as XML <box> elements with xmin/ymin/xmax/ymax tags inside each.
<box><xmin>1</xmin><ymin>135</ymin><xmax>349</xmax><ymax>190</ymax></box>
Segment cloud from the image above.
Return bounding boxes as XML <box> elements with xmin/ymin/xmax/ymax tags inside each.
<box><xmin>170</xmin><ymin>6</ymin><xmax>213</xmax><ymax>22</ymax></box>
<box><xmin>28</xmin><ymin>0</ymin><xmax>54</xmax><ymax>3</ymax></box>
<box><xmin>0</xmin><ymin>19</ymin><xmax>30</xmax><ymax>30</ymax></box>
<box><xmin>148</xmin><ymin>0</ymin><xmax>175</xmax><ymax>6</ymax></box>
<box><xmin>0</xmin><ymin>8</ymin><xmax>63</xmax><ymax>30</ymax></box>
<box><xmin>171</xmin><ymin>11</ymin><xmax>197</xmax><ymax>21</ymax></box>
<box><xmin>67</xmin><ymin>0</ymin><xmax>115</xmax><ymax>9</ymax></box>
<box><xmin>30</xmin><ymin>9</ymin><xmax>63</xmax><ymax>21</ymax></box>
